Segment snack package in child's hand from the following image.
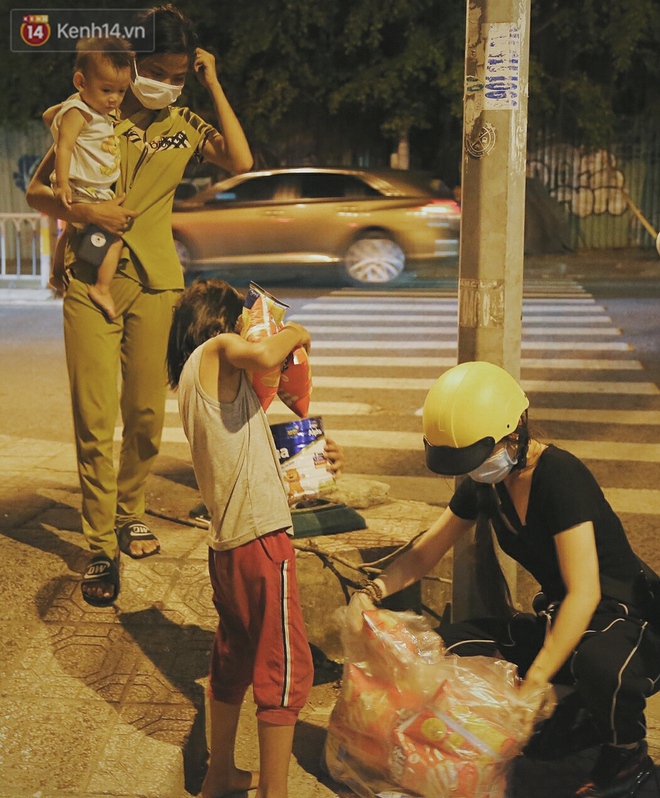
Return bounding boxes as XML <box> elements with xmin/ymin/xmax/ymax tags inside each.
<box><xmin>240</xmin><ymin>283</ymin><xmax>287</xmax><ymax>411</ymax></box>
<box><xmin>278</xmin><ymin>344</ymin><xmax>312</xmax><ymax>417</ymax></box>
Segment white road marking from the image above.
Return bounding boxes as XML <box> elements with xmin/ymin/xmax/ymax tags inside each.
<box><xmin>309</xmin><ymin>355</ymin><xmax>642</xmax><ymax>370</ymax></box>
<box><xmin>312</xmin><ymin>376</ymin><xmax>657</xmax><ymax>394</ymax></box>
<box><xmin>165</xmin><ymin>398</ymin><xmax>380</xmax><ymax>416</ymax></box>
<box><xmin>531</xmin><ymin>408</ymin><xmax>660</xmax><ymax>424</ymax></box>
<box><xmin>310</xmin><ymin>340</ymin><xmax>631</xmax><ymax>350</ymax></box>
<box><xmin>301</xmin><ymin>300</ymin><xmax>600</xmax><ymax>312</ymax></box>
<box><xmin>298</xmin><ymin>324</ymin><xmax>621</xmax><ymax>336</ymax></box>
<box><xmin>290</xmin><ymin>313</ymin><xmax>613</xmax><ymax>324</ymax></box>
<box><xmin>154</xmin><ymin>428</ymin><xmax>660</xmax><ymax>464</ymax></box>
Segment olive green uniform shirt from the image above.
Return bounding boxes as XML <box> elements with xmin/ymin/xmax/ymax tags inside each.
<box><xmin>112</xmin><ymin>106</ymin><xmax>213</xmax><ymax>290</ymax></box>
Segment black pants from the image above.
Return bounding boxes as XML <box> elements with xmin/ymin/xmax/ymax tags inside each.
<box><xmin>439</xmin><ymin>599</ymin><xmax>660</xmax><ymax>745</ymax></box>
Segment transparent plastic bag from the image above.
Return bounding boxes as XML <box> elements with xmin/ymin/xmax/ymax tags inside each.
<box><xmin>325</xmin><ymin>606</ymin><xmax>555</xmax><ymax>798</ymax></box>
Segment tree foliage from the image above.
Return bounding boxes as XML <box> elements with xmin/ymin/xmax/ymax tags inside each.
<box><xmin>1</xmin><ymin>0</ymin><xmax>658</xmax><ymax>166</ymax></box>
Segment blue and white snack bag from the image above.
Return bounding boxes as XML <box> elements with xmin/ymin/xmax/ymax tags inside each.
<box><xmin>270</xmin><ymin>416</ymin><xmax>336</xmax><ymax>505</ymax></box>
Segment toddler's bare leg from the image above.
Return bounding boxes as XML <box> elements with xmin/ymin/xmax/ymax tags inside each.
<box><xmin>202</xmin><ymin>696</ymin><xmax>259</xmax><ymax>798</ymax></box>
<box><xmin>49</xmin><ymin>225</ymin><xmax>71</xmax><ymax>296</ymax></box>
<box><xmin>88</xmin><ymin>238</ymin><xmax>122</xmax><ymax>319</ymax></box>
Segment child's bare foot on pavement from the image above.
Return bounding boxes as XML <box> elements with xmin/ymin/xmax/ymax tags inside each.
<box><xmin>201</xmin><ymin>766</ymin><xmax>259</xmax><ymax>798</ymax></box>
<box><xmin>88</xmin><ymin>284</ymin><xmax>116</xmax><ymax>320</ymax></box>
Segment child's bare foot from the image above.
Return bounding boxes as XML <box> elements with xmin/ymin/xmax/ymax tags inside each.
<box><xmin>88</xmin><ymin>284</ymin><xmax>116</xmax><ymax>320</ymax></box>
<box><xmin>201</xmin><ymin>766</ymin><xmax>259</xmax><ymax>798</ymax></box>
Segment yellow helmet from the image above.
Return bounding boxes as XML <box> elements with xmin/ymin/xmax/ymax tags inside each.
<box><xmin>423</xmin><ymin>361</ymin><xmax>529</xmax><ymax>475</ymax></box>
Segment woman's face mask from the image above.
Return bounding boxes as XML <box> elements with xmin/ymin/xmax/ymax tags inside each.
<box><xmin>468</xmin><ymin>444</ymin><xmax>518</xmax><ymax>484</ymax></box>
<box><xmin>131</xmin><ymin>62</ymin><xmax>183</xmax><ymax>110</ymax></box>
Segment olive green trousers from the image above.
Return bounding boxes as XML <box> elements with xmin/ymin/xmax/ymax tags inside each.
<box><xmin>63</xmin><ymin>271</ymin><xmax>179</xmax><ymax>559</ymax></box>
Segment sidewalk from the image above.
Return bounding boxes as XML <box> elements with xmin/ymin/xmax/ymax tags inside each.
<box><xmin>1</xmin><ymin>432</ymin><xmax>660</xmax><ymax>797</ymax></box>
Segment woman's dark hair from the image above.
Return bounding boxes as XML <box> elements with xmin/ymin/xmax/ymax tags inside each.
<box><xmin>136</xmin><ymin>4</ymin><xmax>197</xmax><ymax>63</ymax></box>
<box><xmin>167</xmin><ymin>279</ymin><xmax>244</xmax><ymax>388</ymax></box>
<box><xmin>473</xmin><ymin>413</ymin><xmax>531</xmax><ymax>618</ymax></box>
<box><xmin>474</xmin><ymin>484</ymin><xmax>516</xmax><ymax>619</ymax></box>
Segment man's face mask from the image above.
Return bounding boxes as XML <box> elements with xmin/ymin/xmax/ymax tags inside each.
<box><xmin>468</xmin><ymin>444</ymin><xmax>518</xmax><ymax>484</ymax></box>
<box><xmin>131</xmin><ymin>62</ymin><xmax>183</xmax><ymax>110</ymax></box>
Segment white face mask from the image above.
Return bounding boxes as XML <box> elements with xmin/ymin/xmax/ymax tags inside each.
<box><xmin>131</xmin><ymin>63</ymin><xmax>183</xmax><ymax>109</ymax></box>
<box><xmin>469</xmin><ymin>445</ymin><xmax>518</xmax><ymax>484</ymax></box>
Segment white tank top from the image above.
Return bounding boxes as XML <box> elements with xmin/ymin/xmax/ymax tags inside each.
<box><xmin>178</xmin><ymin>340</ymin><xmax>292</xmax><ymax>551</ymax></box>
<box><xmin>50</xmin><ymin>94</ymin><xmax>120</xmax><ymax>202</ymax></box>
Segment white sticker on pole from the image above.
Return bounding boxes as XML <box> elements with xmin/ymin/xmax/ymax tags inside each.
<box><xmin>484</xmin><ymin>23</ymin><xmax>520</xmax><ymax>110</ymax></box>
<box><xmin>459</xmin><ymin>278</ymin><xmax>504</xmax><ymax>328</ymax></box>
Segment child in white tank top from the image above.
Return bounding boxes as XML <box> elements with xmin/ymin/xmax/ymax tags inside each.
<box><xmin>45</xmin><ymin>36</ymin><xmax>133</xmax><ymax>319</ymax></box>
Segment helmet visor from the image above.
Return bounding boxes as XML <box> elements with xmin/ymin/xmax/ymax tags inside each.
<box><xmin>424</xmin><ymin>436</ymin><xmax>495</xmax><ymax>476</ymax></box>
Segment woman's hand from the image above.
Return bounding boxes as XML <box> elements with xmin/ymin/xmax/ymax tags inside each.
<box><xmin>324</xmin><ymin>437</ymin><xmax>344</xmax><ymax>476</ymax></box>
<box><xmin>519</xmin><ymin>664</ymin><xmax>550</xmax><ymax>699</ymax></box>
<box><xmin>347</xmin><ymin>589</ymin><xmax>375</xmax><ymax>633</ymax></box>
<box><xmin>193</xmin><ymin>48</ymin><xmax>220</xmax><ymax>90</ymax></box>
<box><xmin>85</xmin><ymin>194</ymin><xmax>137</xmax><ymax>236</ymax></box>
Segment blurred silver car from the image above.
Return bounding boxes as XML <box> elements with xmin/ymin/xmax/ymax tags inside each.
<box><xmin>172</xmin><ymin>167</ymin><xmax>460</xmax><ymax>284</ymax></box>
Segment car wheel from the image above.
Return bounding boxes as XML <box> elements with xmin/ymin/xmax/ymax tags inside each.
<box><xmin>344</xmin><ymin>233</ymin><xmax>406</xmax><ymax>284</ymax></box>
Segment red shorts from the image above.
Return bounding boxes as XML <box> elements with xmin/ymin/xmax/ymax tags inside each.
<box><xmin>208</xmin><ymin>529</ymin><xmax>313</xmax><ymax>725</ymax></box>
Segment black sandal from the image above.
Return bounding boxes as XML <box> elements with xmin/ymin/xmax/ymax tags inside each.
<box><xmin>81</xmin><ymin>554</ymin><xmax>120</xmax><ymax>607</ymax></box>
<box><xmin>117</xmin><ymin>521</ymin><xmax>160</xmax><ymax>560</ymax></box>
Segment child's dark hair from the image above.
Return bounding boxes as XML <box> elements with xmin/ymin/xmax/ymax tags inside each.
<box><xmin>75</xmin><ymin>37</ymin><xmax>134</xmax><ymax>74</ymax></box>
<box><xmin>136</xmin><ymin>4</ymin><xmax>197</xmax><ymax>63</ymax></box>
<box><xmin>167</xmin><ymin>279</ymin><xmax>244</xmax><ymax>388</ymax></box>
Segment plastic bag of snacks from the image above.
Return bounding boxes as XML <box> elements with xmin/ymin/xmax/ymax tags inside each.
<box><xmin>325</xmin><ymin>607</ymin><xmax>555</xmax><ymax>798</ymax></box>
<box><xmin>239</xmin><ymin>283</ymin><xmax>312</xmax><ymax>416</ymax></box>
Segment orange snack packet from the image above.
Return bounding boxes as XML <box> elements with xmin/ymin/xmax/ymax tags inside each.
<box><xmin>240</xmin><ymin>283</ymin><xmax>313</xmax><ymax>417</ymax></box>
<box><xmin>240</xmin><ymin>284</ymin><xmax>287</xmax><ymax>411</ymax></box>
<box><xmin>278</xmin><ymin>345</ymin><xmax>312</xmax><ymax>418</ymax></box>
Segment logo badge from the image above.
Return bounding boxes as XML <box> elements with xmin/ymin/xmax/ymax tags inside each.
<box><xmin>20</xmin><ymin>14</ymin><xmax>51</xmax><ymax>47</ymax></box>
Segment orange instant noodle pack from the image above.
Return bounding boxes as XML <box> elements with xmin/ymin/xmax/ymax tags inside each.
<box><xmin>325</xmin><ymin>607</ymin><xmax>555</xmax><ymax>798</ymax></box>
<box><xmin>240</xmin><ymin>283</ymin><xmax>312</xmax><ymax>417</ymax></box>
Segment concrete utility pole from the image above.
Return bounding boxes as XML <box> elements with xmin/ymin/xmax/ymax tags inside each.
<box><xmin>452</xmin><ymin>0</ymin><xmax>531</xmax><ymax>620</ymax></box>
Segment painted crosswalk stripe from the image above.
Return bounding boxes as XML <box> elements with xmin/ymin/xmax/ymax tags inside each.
<box><xmin>312</xmin><ymin>376</ymin><xmax>658</xmax><ymax>394</ymax></box>
<box><xmin>311</xmin><ymin>340</ymin><xmax>631</xmax><ymax>351</ymax></box>
<box><xmin>410</xmin><ymin>407</ymin><xmax>660</xmax><ymax>425</ymax></box>
<box><xmin>253</xmin><ymin>430</ymin><xmax>660</xmax><ymax>463</ymax></box>
<box><xmin>343</xmin><ymin>475</ymin><xmax>660</xmax><ymax>516</ymax></box>
<box><xmin>165</xmin><ymin>398</ymin><xmax>381</xmax><ymax>417</ymax></box>
<box><xmin>310</xmin><ymin>355</ymin><xmax>642</xmax><ymax>370</ymax></box>
<box><xmin>166</xmin><ymin>400</ymin><xmax>660</xmax><ymax>425</ymax></box>
<box><xmin>531</xmin><ymin>408</ymin><xmax>660</xmax><ymax>425</ymax></box>
<box><xmin>331</xmin><ymin>289</ymin><xmax>591</xmax><ymax>299</ymax></box>
<box><xmin>297</xmin><ymin>324</ymin><xmax>621</xmax><ymax>336</ymax></box>
<box><xmin>153</xmin><ymin>427</ymin><xmax>660</xmax><ymax>464</ymax></box>
<box><xmin>301</xmin><ymin>300</ymin><xmax>599</xmax><ymax>312</ymax></box>
<box><xmin>291</xmin><ymin>313</ymin><xmax>613</xmax><ymax>324</ymax></box>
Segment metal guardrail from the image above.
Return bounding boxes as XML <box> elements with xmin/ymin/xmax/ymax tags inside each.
<box><xmin>0</xmin><ymin>213</ymin><xmax>50</xmax><ymax>287</ymax></box>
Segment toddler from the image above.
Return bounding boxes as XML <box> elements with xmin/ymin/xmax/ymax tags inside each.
<box><xmin>46</xmin><ymin>36</ymin><xmax>133</xmax><ymax>319</ymax></box>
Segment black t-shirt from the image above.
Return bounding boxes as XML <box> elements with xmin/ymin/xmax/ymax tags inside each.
<box><xmin>449</xmin><ymin>445</ymin><xmax>641</xmax><ymax>602</ymax></box>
